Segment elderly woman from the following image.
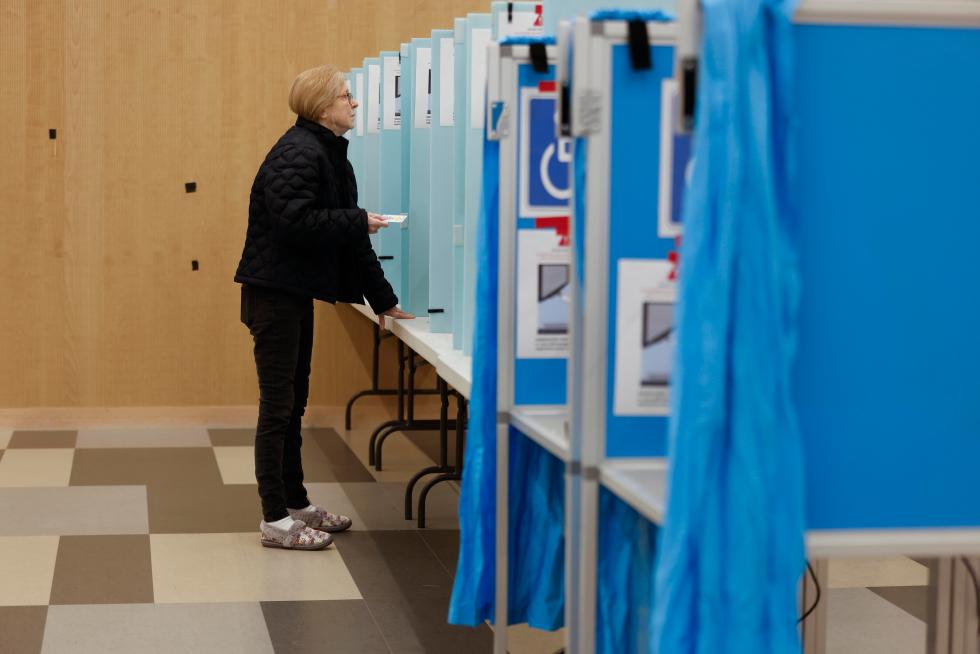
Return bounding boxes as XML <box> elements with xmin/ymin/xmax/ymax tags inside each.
<box><xmin>235</xmin><ymin>64</ymin><xmax>412</xmax><ymax>550</ymax></box>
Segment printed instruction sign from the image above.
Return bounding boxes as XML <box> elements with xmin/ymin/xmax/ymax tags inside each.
<box><xmin>517</xmin><ymin>228</ymin><xmax>570</xmax><ymax>358</ymax></box>
<box><xmin>497</xmin><ymin>4</ymin><xmax>543</xmax><ymax>38</ymax></box>
<box><xmin>613</xmin><ymin>259</ymin><xmax>676</xmax><ymax>416</ymax></box>
<box><xmin>439</xmin><ymin>38</ymin><xmax>455</xmax><ymax>127</ymax></box>
<box><xmin>383</xmin><ymin>56</ymin><xmax>401</xmax><ymax>130</ymax></box>
<box><xmin>414</xmin><ymin>48</ymin><xmax>432</xmax><ymax>128</ymax></box>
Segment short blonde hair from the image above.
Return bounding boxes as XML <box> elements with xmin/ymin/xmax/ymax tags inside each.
<box><xmin>288</xmin><ymin>64</ymin><xmax>346</xmax><ymax>122</ymax></box>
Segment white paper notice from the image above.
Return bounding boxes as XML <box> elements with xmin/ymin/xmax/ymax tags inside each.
<box><xmin>383</xmin><ymin>56</ymin><xmax>401</xmax><ymax>130</ymax></box>
<box><xmin>354</xmin><ymin>73</ymin><xmax>364</xmax><ymax>136</ymax></box>
<box><xmin>367</xmin><ymin>64</ymin><xmax>381</xmax><ymax>134</ymax></box>
<box><xmin>613</xmin><ymin>259</ymin><xmax>677</xmax><ymax>416</ymax></box>
<box><xmin>469</xmin><ymin>28</ymin><xmax>491</xmax><ymax>130</ymax></box>
<box><xmin>517</xmin><ymin>229</ymin><xmax>570</xmax><ymax>359</ymax></box>
<box><xmin>414</xmin><ymin>48</ymin><xmax>432</xmax><ymax>129</ymax></box>
<box><xmin>497</xmin><ymin>8</ymin><xmax>543</xmax><ymax>38</ymax></box>
<box><xmin>439</xmin><ymin>38</ymin><xmax>455</xmax><ymax>127</ymax></box>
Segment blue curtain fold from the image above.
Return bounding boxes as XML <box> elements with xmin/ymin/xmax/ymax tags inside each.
<box><xmin>449</xmin><ymin>133</ymin><xmax>501</xmax><ymax>626</ymax></box>
<box><xmin>651</xmin><ymin>0</ymin><xmax>806</xmax><ymax>652</ymax></box>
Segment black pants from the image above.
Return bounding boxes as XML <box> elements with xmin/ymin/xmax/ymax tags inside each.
<box><xmin>241</xmin><ymin>285</ymin><xmax>313</xmax><ymax>522</ymax></box>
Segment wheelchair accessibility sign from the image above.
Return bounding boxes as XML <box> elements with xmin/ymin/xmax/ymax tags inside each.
<box><xmin>519</xmin><ymin>85</ymin><xmax>571</xmax><ymax>218</ymax></box>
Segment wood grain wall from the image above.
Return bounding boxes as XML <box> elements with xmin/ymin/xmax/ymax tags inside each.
<box><xmin>0</xmin><ymin>0</ymin><xmax>485</xmax><ymax>408</ymax></box>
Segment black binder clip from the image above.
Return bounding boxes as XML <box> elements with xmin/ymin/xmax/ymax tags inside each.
<box><xmin>627</xmin><ymin>19</ymin><xmax>652</xmax><ymax>71</ymax></box>
<box><xmin>529</xmin><ymin>42</ymin><xmax>549</xmax><ymax>73</ymax></box>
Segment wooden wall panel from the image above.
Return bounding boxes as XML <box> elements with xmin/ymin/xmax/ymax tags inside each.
<box><xmin>0</xmin><ymin>0</ymin><xmax>487</xmax><ymax>408</ymax></box>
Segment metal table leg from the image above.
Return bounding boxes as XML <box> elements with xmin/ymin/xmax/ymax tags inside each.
<box><xmin>344</xmin><ymin>323</ymin><xmax>398</xmax><ymax>430</ymax></box>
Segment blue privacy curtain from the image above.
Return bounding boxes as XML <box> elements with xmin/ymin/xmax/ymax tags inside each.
<box><xmin>449</xmin><ymin>133</ymin><xmax>500</xmax><ymax>626</ymax></box>
<box><xmin>597</xmin><ymin>488</ymin><xmax>659</xmax><ymax>654</ymax></box>
<box><xmin>651</xmin><ymin>0</ymin><xmax>806</xmax><ymax>653</ymax></box>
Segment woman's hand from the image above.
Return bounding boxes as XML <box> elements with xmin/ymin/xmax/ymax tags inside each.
<box><xmin>367</xmin><ymin>212</ymin><xmax>389</xmax><ymax>234</ymax></box>
<box><xmin>378</xmin><ymin>306</ymin><xmax>414</xmax><ymax>330</ymax></box>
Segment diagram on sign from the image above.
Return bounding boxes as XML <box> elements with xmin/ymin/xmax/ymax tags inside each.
<box><xmin>517</xmin><ymin>228</ymin><xmax>570</xmax><ymax>358</ymax></box>
<box><xmin>519</xmin><ymin>86</ymin><xmax>571</xmax><ymax>218</ymax></box>
<box><xmin>658</xmin><ymin>79</ymin><xmax>693</xmax><ymax>238</ymax></box>
<box><xmin>613</xmin><ymin>259</ymin><xmax>676</xmax><ymax>416</ymax></box>
<box><xmin>383</xmin><ymin>57</ymin><xmax>401</xmax><ymax>129</ymax></box>
<box><xmin>414</xmin><ymin>48</ymin><xmax>432</xmax><ymax>128</ymax></box>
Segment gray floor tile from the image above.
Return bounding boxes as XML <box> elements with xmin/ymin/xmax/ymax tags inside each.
<box><xmin>69</xmin><ymin>448</ymin><xmax>223</xmax><ymax>488</ymax></box>
<box><xmin>868</xmin><ymin>585</ymin><xmax>929</xmax><ymax>623</ymax></box>
<box><xmin>207</xmin><ymin>428</ymin><xmax>256</xmax><ymax>446</ymax></box>
<box><xmin>419</xmin><ymin>530</ymin><xmax>461</xmax><ymax>580</ymax></box>
<box><xmin>0</xmin><ymin>606</ymin><xmax>47</xmax><ymax>654</ymax></box>
<box><xmin>148</xmin><ymin>483</ymin><xmax>260</xmax><ymax>534</ymax></box>
<box><xmin>9</xmin><ymin>431</ymin><xmax>78</xmax><ymax>449</ymax></box>
<box><xmin>0</xmin><ymin>486</ymin><xmax>148</xmax><ymax>536</ymax></box>
<box><xmin>49</xmin><ymin>535</ymin><xmax>154</xmax><ymax>605</ymax></box>
<box><xmin>335</xmin><ymin>531</ymin><xmax>455</xmax><ymax>601</ymax></box>
<box><xmin>41</xmin><ymin>603</ymin><xmax>275</xmax><ymax>654</ymax></box>
<box><xmin>826</xmin><ymin>587</ymin><xmax>926</xmax><ymax>654</ymax></box>
<box><xmin>75</xmin><ymin>427</ymin><xmax>211</xmax><ymax>448</ymax></box>
<box><xmin>365</xmin><ymin>597</ymin><xmax>492</xmax><ymax>654</ymax></box>
<box><xmin>261</xmin><ymin>600</ymin><xmax>388</xmax><ymax>654</ymax></box>
<box><xmin>341</xmin><ymin>482</ymin><xmax>459</xmax><ymax>531</ymax></box>
<box><xmin>308</xmin><ymin>428</ymin><xmax>377</xmax><ymax>482</ymax></box>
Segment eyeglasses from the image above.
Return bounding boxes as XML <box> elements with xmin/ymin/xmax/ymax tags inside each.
<box><xmin>339</xmin><ymin>92</ymin><xmax>354</xmax><ymax>106</ymax></box>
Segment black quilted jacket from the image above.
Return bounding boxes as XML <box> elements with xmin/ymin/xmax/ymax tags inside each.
<box><xmin>234</xmin><ymin>116</ymin><xmax>397</xmax><ymax>314</ymax></box>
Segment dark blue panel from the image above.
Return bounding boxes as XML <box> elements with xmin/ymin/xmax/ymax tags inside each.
<box><xmin>793</xmin><ymin>24</ymin><xmax>980</xmax><ymax>529</ymax></box>
<box><xmin>514</xmin><ymin>61</ymin><xmax>568</xmax><ymax>406</ymax></box>
<box><xmin>605</xmin><ymin>44</ymin><xmax>677</xmax><ymax>457</ymax></box>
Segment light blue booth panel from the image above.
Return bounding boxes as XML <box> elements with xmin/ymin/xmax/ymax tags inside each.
<box><xmin>348</xmin><ymin>68</ymin><xmax>365</xmax><ymax>197</ymax></box>
<box><xmin>462</xmin><ymin>14</ymin><xmax>493</xmax><ymax>356</ymax></box>
<box><xmin>378</xmin><ymin>50</ymin><xmax>404</xmax><ymax>302</ymax></box>
<box><xmin>791</xmin><ymin>22</ymin><xmax>980</xmax><ymax>531</ymax></box>
<box><xmin>400</xmin><ymin>44</ymin><xmax>413</xmax><ymax>310</ymax></box>
<box><xmin>452</xmin><ymin>17</ymin><xmax>468</xmax><ymax>350</ymax></box>
<box><xmin>429</xmin><ymin>30</ymin><xmax>456</xmax><ymax>332</ymax></box>
<box><xmin>407</xmin><ymin>38</ymin><xmax>432</xmax><ymax>318</ymax></box>
<box><xmin>362</xmin><ymin>57</ymin><xmax>382</xmax><ymax>254</ymax></box>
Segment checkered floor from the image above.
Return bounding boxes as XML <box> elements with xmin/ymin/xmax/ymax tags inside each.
<box><xmin>0</xmin><ymin>420</ymin><xmax>933</xmax><ymax>654</ymax></box>
<box><xmin>0</xmin><ymin>418</ymin><xmax>490</xmax><ymax>654</ymax></box>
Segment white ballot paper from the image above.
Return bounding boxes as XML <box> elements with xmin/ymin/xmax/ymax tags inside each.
<box><xmin>381</xmin><ymin>214</ymin><xmax>408</xmax><ymax>224</ymax></box>
<box><xmin>517</xmin><ymin>228</ymin><xmax>570</xmax><ymax>359</ymax></box>
<box><xmin>414</xmin><ymin>48</ymin><xmax>432</xmax><ymax>129</ymax></box>
<box><xmin>613</xmin><ymin>259</ymin><xmax>676</xmax><ymax>416</ymax></box>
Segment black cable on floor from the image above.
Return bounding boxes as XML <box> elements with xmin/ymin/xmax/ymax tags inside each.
<box><xmin>798</xmin><ymin>560</ymin><xmax>821</xmax><ymax>625</ymax></box>
<box><xmin>961</xmin><ymin>557</ymin><xmax>980</xmax><ymax>636</ymax></box>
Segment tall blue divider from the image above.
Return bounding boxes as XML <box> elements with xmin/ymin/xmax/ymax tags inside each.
<box><xmin>429</xmin><ymin>30</ymin><xmax>456</xmax><ymax>332</ymax></box>
<box><xmin>406</xmin><ymin>38</ymin><xmax>432</xmax><ymax>318</ymax></box>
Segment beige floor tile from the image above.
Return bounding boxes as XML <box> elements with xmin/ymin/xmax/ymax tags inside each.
<box><xmin>508</xmin><ymin>624</ymin><xmax>566</xmax><ymax>654</ymax></box>
<box><xmin>0</xmin><ymin>430</ymin><xmax>12</xmax><ymax>449</ymax></box>
<box><xmin>828</xmin><ymin>557</ymin><xmax>929</xmax><ymax>589</ymax></box>
<box><xmin>826</xmin><ymin>587</ymin><xmax>926</xmax><ymax>654</ymax></box>
<box><xmin>150</xmin><ymin>532</ymin><xmax>362</xmax><ymax>603</ymax></box>
<box><xmin>0</xmin><ymin>486</ymin><xmax>149</xmax><ymax>536</ymax></box>
<box><xmin>42</xmin><ymin>603</ymin><xmax>275</xmax><ymax>654</ymax></box>
<box><xmin>0</xmin><ymin>536</ymin><xmax>60</xmax><ymax>606</ymax></box>
<box><xmin>0</xmin><ymin>449</ymin><xmax>74</xmax><ymax>487</ymax></box>
<box><xmin>76</xmin><ymin>427</ymin><xmax>211</xmax><ymax>448</ymax></box>
<box><xmin>340</xmin><ymin>425</ymin><xmax>436</xmax><ymax>483</ymax></box>
<box><xmin>212</xmin><ymin>446</ymin><xmax>255</xmax><ymax>485</ymax></box>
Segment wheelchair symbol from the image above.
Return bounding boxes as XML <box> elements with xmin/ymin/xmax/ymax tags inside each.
<box><xmin>539</xmin><ymin>139</ymin><xmax>572</xmax><ymax>201</ymax></box>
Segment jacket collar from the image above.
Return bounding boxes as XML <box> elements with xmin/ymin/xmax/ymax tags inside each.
<box><xmin>295</xmin><ymin>116</ymin><xmax>349</xmax><ymax>154</ymax></box>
